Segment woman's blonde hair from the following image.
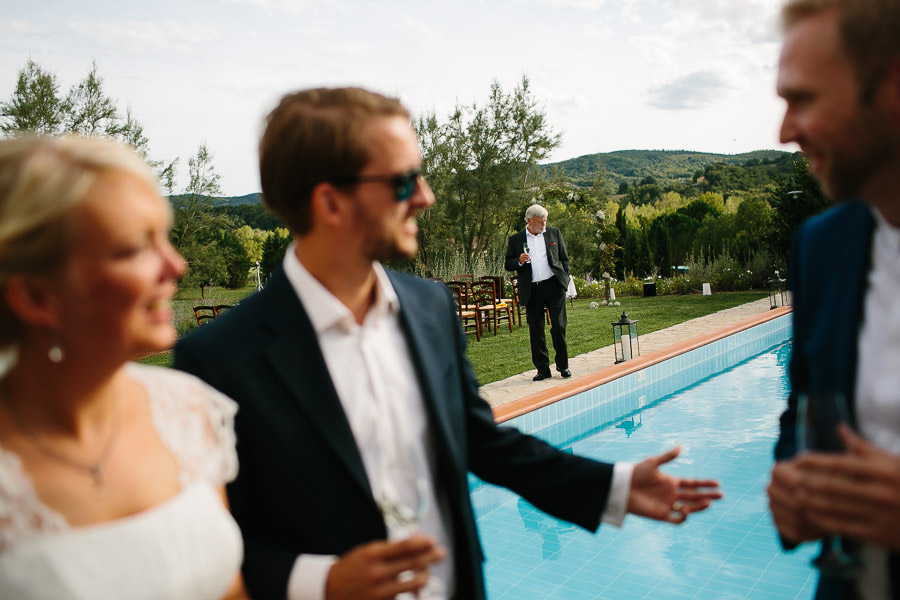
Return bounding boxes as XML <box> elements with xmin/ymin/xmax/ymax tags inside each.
<box><xmin>0</xmin><ymin>135</ymin><xmax>159</xmax><ymax>351</ymax></box>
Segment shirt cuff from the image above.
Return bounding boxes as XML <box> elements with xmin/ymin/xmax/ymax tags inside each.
<box><xmin>287</xmin><ymin>554</ymin><xmax>337</xmax><ymax>600</ymax></box>
<box><xmin>601</xmin><ymin>462</ymin><xmax>633</xmax><ymax>527</ymax></box>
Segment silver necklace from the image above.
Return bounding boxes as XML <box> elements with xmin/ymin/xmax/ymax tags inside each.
<box><xmin>2</xmin><ymin>380</ymin><xmax>122</xmax><ymax>490</ymax></box>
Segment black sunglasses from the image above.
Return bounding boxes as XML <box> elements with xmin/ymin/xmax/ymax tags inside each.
<box><xmin>331</xmin><ymin>169</ymin><xmax>422</xmax><ymax>202</ymax></box>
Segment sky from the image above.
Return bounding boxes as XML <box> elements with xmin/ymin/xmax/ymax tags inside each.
<box><xmin>1</xmin><ymin>0</ymin><xmax>791</xmax><ymax>196</ymax></box>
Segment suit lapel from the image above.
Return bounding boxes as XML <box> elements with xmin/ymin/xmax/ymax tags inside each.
<box><xmin>840</xmin><ymin>208</ymin><xmax>875</xmax><ymax>416</ymax></box>
<box><xmin>259</xmin><ymin>271</ymin><xmax>374</xmax><ymax>500</ymax></box>
<box><xmin>390</xmin><ymin>274</ymin><xmax>464</xmax><ymax>474</ymax></box>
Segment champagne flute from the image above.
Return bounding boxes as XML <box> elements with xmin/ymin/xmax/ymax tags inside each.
<box><xmin>376</xmin><ymin>453</ymin><xmax>445</xmax><ymax>599</ymax></box>
<box><xmin>523</xmin><ymin>243</ymin><xmax>530</xmax><ymax>263</ymax></box>
<box><xmin>795</xmin><ymin>391</ymin><xmax>863</xmax><ymax>579</ymax></box>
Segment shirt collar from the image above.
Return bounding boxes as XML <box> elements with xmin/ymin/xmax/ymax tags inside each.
<box><xmin>282</xmin><ymin>243</ymin><xmax>400</xmax><ymax>335</ymax></box>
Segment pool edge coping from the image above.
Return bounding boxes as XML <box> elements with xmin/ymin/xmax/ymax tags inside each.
<box><xmin>492</xmin><ymin>305</ymin><xmax>793</xmax><ymax>424</ymax></box>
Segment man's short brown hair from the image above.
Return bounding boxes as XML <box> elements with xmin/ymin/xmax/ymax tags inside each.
<box><xmin>259</xmin><ymin>87</ymin><xmax>410</xmax><ymax>235</ymax></box>
<box><xmin>782</xmin><ymin>0</ymin><xmax>900</xmax><ymax>100</ymax></box>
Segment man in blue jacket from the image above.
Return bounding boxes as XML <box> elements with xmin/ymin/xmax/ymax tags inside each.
<box><xmin>767</xmin><ymin>1</ymin><xmax>900</xmax><ymax>598</ymax></box>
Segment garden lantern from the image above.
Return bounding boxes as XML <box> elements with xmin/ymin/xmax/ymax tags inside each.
<box><xmin>612</xmin><ymin>311</ymin><xmax>640</xmax><ymax>364</ymax></box>
<box><xmin>768</xmin><ymin>275</ymin><xmax>787</xmax><ymax>309</ymax></box>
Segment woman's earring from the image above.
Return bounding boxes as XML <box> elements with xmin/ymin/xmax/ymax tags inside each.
<box><xmin>48</xmin><ymin>338</ymin><xmax>64</xmax><ymax>363</ymax></box>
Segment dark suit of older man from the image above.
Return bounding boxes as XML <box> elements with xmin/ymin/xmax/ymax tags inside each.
<box><xmin>505</xmin><ymin>224</ymin><xmax>570</xmax><ymax>380</ymax></box>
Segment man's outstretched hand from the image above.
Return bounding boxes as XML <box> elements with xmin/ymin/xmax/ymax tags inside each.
<box><xmin>627</xmin><ymin>446</ymin><xmax>723</xmax><ymax>524</ymax></box>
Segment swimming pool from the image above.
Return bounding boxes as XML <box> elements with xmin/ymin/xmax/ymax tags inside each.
<box><xmin>471</xmin><ymin>340</ymin><xmax>818</xmax><ymax>599</ymax></box>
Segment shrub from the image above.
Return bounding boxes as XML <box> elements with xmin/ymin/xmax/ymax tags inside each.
<box><xmin>573</xmin><ymin>277</ymin><xmax>605</xmax><ymax>299</ymax></box>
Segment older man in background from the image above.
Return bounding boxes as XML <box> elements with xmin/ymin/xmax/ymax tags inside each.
<box><xmin>505</xmin><ymin>205</ymin><xmax>572</xmax><ymax>381</ymax></box>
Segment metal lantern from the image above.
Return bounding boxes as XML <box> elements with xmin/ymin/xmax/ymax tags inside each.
<box><xmin>612</xmin><ymin>311</ymin><xmax>640</xmax><ymax>364</ymax></box>
<box><xmin>768</xmin><ymin>276</ymin><xmax>787</xmax><ymax>309</ymax></box>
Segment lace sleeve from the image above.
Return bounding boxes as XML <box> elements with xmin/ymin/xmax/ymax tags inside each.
<box><xmin>130</xmin><ymin>364</ymin><xmax>238</xmax><ymax>488</ymax></box>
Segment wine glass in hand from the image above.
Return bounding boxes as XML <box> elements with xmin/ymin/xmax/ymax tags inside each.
<box><xmin>377</xmin><ymin>454</ymin><xmax>445</xmax><ymax>599</ymax></box>
<box><xmin>796</xmin><ymin>391</ymin><xmax>863</xmax><ymax>579</ymax></box>
<box><xmin>522</xmin><ymin>243</ymin><xmax>530</xmax><ymax>263</ymax></box>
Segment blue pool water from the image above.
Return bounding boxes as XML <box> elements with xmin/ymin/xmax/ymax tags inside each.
<box><xmin>472</xmin><ymin>341</ymin><xmax>819</xmax><ymax>599</ymax></box>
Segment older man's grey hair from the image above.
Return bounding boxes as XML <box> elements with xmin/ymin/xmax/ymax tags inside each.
<box><xmin>525</xmin><ymin>204</ymin><xmax>548</xmax><ymax>220</ymax></box>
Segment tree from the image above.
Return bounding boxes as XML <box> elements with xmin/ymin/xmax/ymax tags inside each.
<box><xmin>260</xmin><ymin>228</ymin><xmax>291</xmax><ymax>281</ymax></box>
<box><xmin>415</xmin><ymin>76</ymin><xmax>561</xmax><ymax>273</ymax></box>
<box><xmin>0</xmin><ymin>59</ymin><xmax>66</xmax><ymax>136</ymax></box>
<box><xmin>1</xmin><ymin>59</ymin><xmax>176</xmax><ymax>184</ymax></box>
<box><xmin>221</xmin><ymin>204</ymin><xmax>285</xmax><ymax>231</ymax></box>
<box><xmin>171</xmin><ymin>144</ymin><xmax>235</xmax><ymax>296</ymax></box>
<box><xmin>172</xmin><ymin>144</ymin><xmax>224</xmax><ymax>250</ymax></box>
<box><xmin>65</xmin><ymin>61</ymin><xmax>121</xmax><ymax>137</ymax></box>
<box><xmin>233</xmin><ymin>225</ymin><xmax>267</xmax><ymax>262</ymax></box>
<box><xmin>218</xmin><ymin>229</ymin><xmax>253</xmax><ymax>289</ymax></box>
<box><xmin>767</xmin><ymin>155</ymin><xmax>830</xmax><ymax>260</ymax></box>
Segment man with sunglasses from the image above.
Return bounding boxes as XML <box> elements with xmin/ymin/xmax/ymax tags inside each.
<box><xmin>175</xmin><ymin>87</ymin><xmax>722</xmax><ymax>600</ymax></box>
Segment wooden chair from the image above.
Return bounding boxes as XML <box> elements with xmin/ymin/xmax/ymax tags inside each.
<box><xmin>471</xmin><ymin>280</ymin><xmax>513</xmax><ymax>336</ymax></box>
<box><xmin>454</xmin><ymin>273</ymin><xmax>474</xmax><ymax>284</ymax></box>
<box><xmin>213</xmin><ymin>304</ymin><xmax>233</xmax><ymax>317</ymax></box>
<box><xmin>451</xmin><ymin>279</ymin><xmax>476</xmax><ymax>312</ymax></box>
<box><xmin>445</xmin><ymin>282</ymin><xmax>481</xmax><ymax>341</ymax></box>
<box><xmin>481</xmin><ymin>275</ymin><xmax>515</xmax><ymax>320</ymax></box>
<box><xmin>510</xmin><ymin>276</ymin><xmax>549</xmax><ymax>326</ymax></box>
<box><xmin>193</xmin><ymin>305</ymin><xmax>216</xmax><ymax>326</ymax></box>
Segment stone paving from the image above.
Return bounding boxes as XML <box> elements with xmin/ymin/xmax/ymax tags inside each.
<box><xmin>479</xmin><ymin>297</ymin><xmax>775</xmax><ymax>409</ymax></box>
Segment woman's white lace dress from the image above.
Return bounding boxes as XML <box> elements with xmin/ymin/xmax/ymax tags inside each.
<box><xmin>0</xmin><ymin>364</ymin><xmax>243</xmax><ymax>599</ymax></box>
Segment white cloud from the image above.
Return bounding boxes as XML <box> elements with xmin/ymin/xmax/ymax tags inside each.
<box><xmin>219</xmin><ymin>0</ymin><xmax>334</xmax><ymax>16</ymax></box>
<box><xmin>66</xmin><ymin>21</ymin><xmax>222</xmax><ymax>57</ymax></box>
<box><xmin>396</xmin><ymin>16</ymin><xmax>444</xmax><ymax>43</ymax></box>
<box><xmin>654</xmin><ymin>0</ymin><xmax>781</xmax><ymax>45</ymax></box>
<box><xmin>546</xmin><ymin>91</ymin><xmax>589</xmax><ymax>114</ymax></box>
<box><xmin>534</xmin><ymin>0</ymin><xmax>611</xmax><ymax>9</ymax></box>
<box><xmin>647</xmin><ymin>69</ymin><xmax>733</xmax><ymax>110</ymax></box>
<box><xmin>0</xmin><ymin>21</ymin><xmax>47</xmax><ymax>36</ymax></box>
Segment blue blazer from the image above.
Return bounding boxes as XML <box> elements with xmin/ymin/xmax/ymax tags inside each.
<box><xmin>775</xmin><ymin>201</ymin><xmax>899</xmax><ymax>599</ymax></box>
<box><xmin>174</xmin><ymin>268</ymin><xmax>613</xmax><ymax>600</ymax></box>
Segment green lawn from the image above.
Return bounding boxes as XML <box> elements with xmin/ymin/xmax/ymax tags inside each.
<box><xmin>465</xmin><ymin>292</ymin><xmax>768</xmax><ymax>384</ymax></box>
<box><xmin>142</xmin><ymin>289</ymin><xmax>767</xmax><ymax>384</ymax></box>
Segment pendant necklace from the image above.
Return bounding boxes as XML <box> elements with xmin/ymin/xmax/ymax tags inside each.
<box><xmin>2</xmin><ymin>380</ymin><xmax>122</xmax><ymax>490</ymax></box>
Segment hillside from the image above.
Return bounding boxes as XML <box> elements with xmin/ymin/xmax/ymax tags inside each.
<box><xmin>214</xmin><ymin>192</ymin><xmax>262</xmax><ymax>206</ymax></box>
<box><xmin>212</xmin><ymin>149</ymin><xmax>794</xmax><ymax>205</ymax></box>
<box><xmin>541</xmin><ymin>149</ymin><xmax>791</xmax><ymax>189</ymax></box>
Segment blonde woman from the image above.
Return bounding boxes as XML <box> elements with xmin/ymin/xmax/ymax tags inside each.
<box><xmin>0</xmin><ymin>136</ymin><xmax>245</xmax><ymax>599</ymax></box>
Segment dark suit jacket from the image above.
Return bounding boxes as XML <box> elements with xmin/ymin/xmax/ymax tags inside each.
<box><xmin>774</xmin><ymin>201</ymin><xmax>899</xmax><ymax>599</ymax></box>
<box><xmin>504</xmin><ymin>227</ymin><xmax>569</xmax><ymax>305</ymax></box>
<box><xmin>174</xmin><ymin>268</ymin><xmax>613</xmax><ymax>600</ymax></box>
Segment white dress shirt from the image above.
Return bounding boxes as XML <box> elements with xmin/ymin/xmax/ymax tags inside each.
<box><xmin>283</xmin><ymin>248</ymin><xmax>453</xmax><ymax>600</ymax></box>
<box><xmin>525</xmin><ymin>228</ymin><xmax>554</xmax><ymax>283</ymax></box>
<box><xmin>281</xmin><ymin>245</ymin><xmax>631</xmax><ymax>600</ymax></box>
<box><xmin>854</xmin><ymin>208</ymin><xmax>900</xmax><ymax>599</ymax></box>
